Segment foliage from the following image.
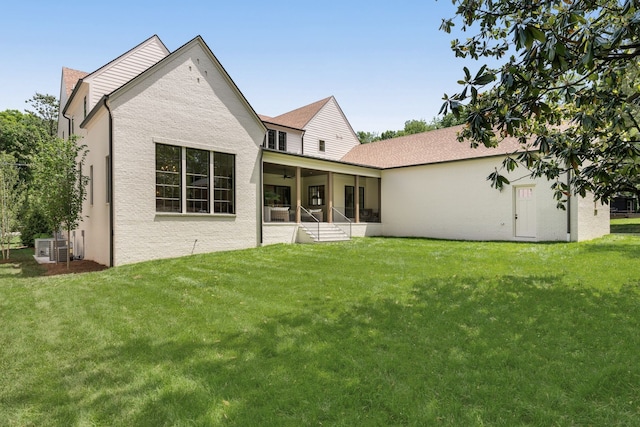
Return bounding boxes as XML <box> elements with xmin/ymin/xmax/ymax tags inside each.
<box><xmin>0</xmin><ymin>152</ymin><xmax>21</xmax><ymax>259</ymax></box>
<box><xmin>31</xmin><ymin>136</ymin><xmax>88</xmax><ymax>267</ymax></box>
<box><xmin>357</xmin><ymin>112</ymin><xmax>466</xmax><ymax>143</ymax></box>
<box><xmin>18</xmin><ymin>201</ymin><xmax>50</xmax><ymax>247</ymax></box>
<box><xmin>0</xmin><ymin>109</ymin><xmax>46</xmax><ymax>183</ymax></box>
<box><xmin>25</xmin><ymin>93</ymin><xmax>59</xmax><ymax>138</ymax></box>
<box><xmin>1</xmin><ymin>236</ymin><xmax>640</xmax><ymax>424</ymax></box>
<box><xmin>440</xmin><ymin>0</ymin><xmax>640</xmax><ymax>206</ymax></box>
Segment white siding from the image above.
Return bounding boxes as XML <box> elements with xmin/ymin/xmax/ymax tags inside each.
<box><xmin>381</xmin><ymin>157</ymin><xmax>571</xmax><ymax>242</ymax></box>
<box><xmin>264</xmin><ymin>124</ymin><xmax>303</xmax><ymax>155</ymax></box>
<box><xmin>108</xmin><ymin>40</ymin><xmax>264</xmax><ymax>266</ymax></box>
<box><xmin>303</xmin><ymin>98</ymin><xmax>359</xmax><ymax>160</ymax></box>
<box><xmin>87</xmin><ymin>37</ymin><xmax>168</xmax><ymax>110</ymax></box>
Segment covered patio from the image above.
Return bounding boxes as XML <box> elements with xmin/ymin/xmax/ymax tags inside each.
<box><xmin>262</xmin><ymin>153</ymin><xmax>382</xmax><ymax>225</ymax></box>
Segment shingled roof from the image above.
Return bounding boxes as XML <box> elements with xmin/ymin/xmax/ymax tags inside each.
<box><xmin>341</xmin><ymin>125</ymin><xmax>526</xmax><ymax>168</ymax></box>
<box><xmin>265</xmin><ymin>96</ymin><xmax>333</xmax><ymax>129</ymax></box>
<box><xmin>62</xmin><ymin>67</ymin><xmax>88</xmax><ymax>98</ymax></box>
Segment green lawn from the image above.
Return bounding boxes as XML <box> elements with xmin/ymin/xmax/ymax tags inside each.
<box><xmin>1</xmin><ymin>236</ymin><xmax>640</xmax><ymax>426</ymax></box>
<box><xmin>611</xmin><ymin>217</ymin><xmax>640</xmax><ymax>233</ymax></box>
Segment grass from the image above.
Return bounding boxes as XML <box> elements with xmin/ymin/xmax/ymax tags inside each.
<box><xmin>1</xmin><ymin>236</ymin><xmax>640</xmax><ymax>425</ymax></box>
<box><xmin>611</xmin><ymin>217</ymin><xmax>640</xmax><ymax>233</ymax></box>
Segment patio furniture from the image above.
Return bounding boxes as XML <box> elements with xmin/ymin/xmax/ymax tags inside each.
<box><xmin>270</xmin><ymin>207</ymin><xmax>289</xmax><ymax>222</ymax></box>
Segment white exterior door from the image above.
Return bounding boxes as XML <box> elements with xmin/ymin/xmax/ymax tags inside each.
<box><xmin>515</xmin><ymin>186</ymin><xmax>536</xmax><ymax>238</ymax></box>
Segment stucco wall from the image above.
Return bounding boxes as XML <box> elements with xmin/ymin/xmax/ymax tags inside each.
<box><xmin>571</xmin><ymin>191</ymin><xmax>610</xmax><ymax>241</ymax></box>
<box><xmin>108</xmin><ymin>41</ymin><xmax>264</xmax><ymax>265</ymax></box>
<box><xmin>380</xmin><ymin>157</ymin><xmax>572</xmax><ymax>242</ymax></box>
<box><xmin>76</xmin><ymin>109</ymin><xmax>112</xmax><ymax>266</ymax></box>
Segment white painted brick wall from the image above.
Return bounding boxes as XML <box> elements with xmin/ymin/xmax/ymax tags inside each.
<box><xmin>107</xmin><ymin>41</ymin><xmax>264</xmax><ymax>265</ymax></box>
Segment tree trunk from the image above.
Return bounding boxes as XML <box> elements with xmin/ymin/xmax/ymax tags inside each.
<box><xmin>67</xmin><ymin>227</ymin><xmax>71</xmax><ymax>270</ymax></box>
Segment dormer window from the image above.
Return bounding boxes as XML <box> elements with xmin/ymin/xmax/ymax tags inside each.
<box><xmin>266</xmin><ymin>129</ymin><xmax>287</xmax><ymax>152</ymax></box>
<box><xmin>267</xmin><ymin>130</ymin><xmax>276</xmax><ymax>149</ymax></box>
<box><xmin>278</xmin><ymin>131</ymin><xmax>287</xmax><ymax>151</ymax></box>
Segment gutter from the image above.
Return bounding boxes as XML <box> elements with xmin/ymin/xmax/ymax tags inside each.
<box><xmin>259</xmin><ymin>146</ymin><xmax>264</xmax><ymax>245</ymax></box>
<box><xmin>566</xmin><ymin>169</ymin><xmax>571</xmax><ymax>241</ymax></box>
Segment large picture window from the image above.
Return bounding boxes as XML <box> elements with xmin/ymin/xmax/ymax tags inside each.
<box><xmin>186</xmin><ymin>148</ymin><xmax>209</xmax><ymax>213</ymax></box>
<box><xmin>156</xmin><ymin>144</ymin><xmax>235</xmax><ymax>214</ymax></box>
<box><xmin>156</xmin><ymin>144</ymin><xmax>182</xmax><ymax>212</ymax></box>
<box><xmin>213</xmin><ymin>152</ymin><xmax>235</xmax><ymax>213</ymax></box>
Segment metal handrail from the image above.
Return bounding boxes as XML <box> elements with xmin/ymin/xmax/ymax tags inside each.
<box><xmin>299</xmin><ymin>206</ymin><xmax>321</xmax><ymax>241</ymax></box>
<box><xmin>331</xmin><ymin>207</ymin><xmax>352</xmax><ymax>239</ymax></box>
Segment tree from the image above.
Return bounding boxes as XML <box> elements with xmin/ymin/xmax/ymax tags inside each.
<box><xmin>357</xmin><ymin>131</ymin><xmax>379</xmax><ymax>144</ymax></box>
<box><xmin>32</xmin><ymin>136</ymin><xmax>88</xmax><ymax>269</ymax></box>
<box><xmin>440</xmin><ymin>0</ymin><xmax>640</xmax><ymax>206</ymax></box>
<box><xmin>25</xmin><ymin>93</ymin><xmax>59</xmax><ymax>138</ymax></box>
<box><xmin>357</xmin><ymin>112</ymin><xmax>466</xmax><ymax>144</ymax></box>
<box><xmin>0</xmin><ymin>152</ymin><xmax>20</xmax><ymax>259</ymax></box>
<box><xmin>403</xmin><ymin>119</ymin><xmax>429</xmax><ymax>135</ymax></box>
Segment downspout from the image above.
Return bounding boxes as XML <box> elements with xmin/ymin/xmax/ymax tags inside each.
<box><xmin>259</xmin><ymin>145</ymin><xmax>264</xmax><ymax>245</ymax></box>
<box><xmin>104</xmin><ymin>98</ymin><xmax>114</xmax><ymax>267</ymax></box>
<box><xmin>301</xmin><ymin>130</ymin><xmax>306</xmax><ymax>155</ymax></box>
<box><xmin>566</xmin><ymin>169</ymin><xmax>571</xmax><ymax>242</ymax></box>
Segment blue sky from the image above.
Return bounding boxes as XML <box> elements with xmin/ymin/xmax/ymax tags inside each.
<box><xmin>0</xmin><ymin>1</ymin><xmax>479</xmax><ymax>133</ymax></box>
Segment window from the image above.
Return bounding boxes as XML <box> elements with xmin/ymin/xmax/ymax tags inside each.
<box><xmin>345</xmin><ymin>186</ymin><xmax>365</xmax><ymax>218</ymax></box>
<box><xmin>186</xmin><ymin>148</ymin><xmax>209</xmax><ymax>213</ymax></box>
<box><xmin>156</xmin><ymin>144</ymin><xmax>235</xmax><ymax>214</ymax></box>
<box><xmin>213</xmin><ymin>152</ymin><xmax>235</xmax><ymax>213</ymax></box>
<box><xmin>264</xmin><ymin>185</ymin><xmax>291</xmax><ymax>207</ymax></box>
<box><xmin>89</xmin><ymin>165</ymin><xmax>93</xmax><ymax>205</ymax></box>
<box><xmin>267</xmin><ymin>130</ymin><xmax>276</xmax><ymax>149</ymax></box>
<box><xmin>278</xmin><ymin>131</ymin><xmax>287</xmax><ymax>151</ymax></box>
<box><xmin>155</xmin><ymin>144</ymin><xmax>181</xmax><ymax>212</ymax></box>
<box><xmin>266</xmin><ymin>129</ymin><xmax>287</xmax><ymax>152</ymax></box>
<box><xmin>309</xmin><ymin>185</ymin><xmax>324</xmax><ymax>206</ymax></box>
<box><xmin>83</xmin><ymin>96</ymin><xmax>87</xmax><ymax>119</ymax></box>
<box><xmin>319</xmin><ymin>140</ymin><xmax>325</xmax><ymax>152</ymax></box>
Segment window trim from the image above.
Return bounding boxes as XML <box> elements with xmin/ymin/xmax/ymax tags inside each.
<box><xmin>319</xmin><ymin>139</ymin><xmax>325</xmax><ymax>152</ymax></box>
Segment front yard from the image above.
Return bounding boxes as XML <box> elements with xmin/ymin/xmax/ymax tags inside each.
<box><xmin>1</xmin><ymin>235</ymin><xmax>639</xmax><ymax>425</ymax></box>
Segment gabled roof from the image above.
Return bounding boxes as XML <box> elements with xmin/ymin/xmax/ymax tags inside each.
<box><xmin>62</xmin><ymin>67</ymin><xmax>88</xmax><ymax>98</ymax></box>
<box><xmin>341</xmin><ymin>125</ymin><xmax>526</xmax><ymax>168</ymax></box>
<box><xmin>63</xmin><ymin>35</ymin><xmax>169</xmax><ymax>115</ymax></box>
<box><xmin>82</xmin><ymin>36</ymin><xmax>265</xmax><ymax>132</ymax></box>
<box><xmin>267</xmin><ymin>96</ymin><xmax>333</xmax><ymax>129</ymax></box>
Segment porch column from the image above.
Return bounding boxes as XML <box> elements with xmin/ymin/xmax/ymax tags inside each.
<box><xmin>355</xmin><ymin>175</ymin><xmax>360</xmax><ymax>223</ymax></box>
<box><xmin>328</xmin><ymin>171</ymin><xmax>333</xmax><ymax>223</ymax></box>
<box><xmin>295</xmin><ymin>166</ymin><xmax>301</xmax><ymax>223</ymax></box>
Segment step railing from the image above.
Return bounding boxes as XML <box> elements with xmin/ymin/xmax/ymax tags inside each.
<box><xmin>331</xmin><ymin>207</ymin><xmax>352</xmax><ymax>239</ymax></box>
<box><xmin>299</xmin><ymin>206</ymin><xmax>321</xmax><ymax>241</ymax></box>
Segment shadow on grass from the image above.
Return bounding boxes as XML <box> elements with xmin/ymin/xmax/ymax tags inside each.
<box><xmin>5</xmin><ymin>275</ymin><xmax>640</xmax><ymax>425</ymax></box>
<box><xmin>0</xmin><ymin>248</ymin><xmax>45</xmax><ymax>279</ymax></box>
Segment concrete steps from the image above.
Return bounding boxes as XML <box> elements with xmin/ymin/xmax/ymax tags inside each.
<box><xmin>299</xmin><ymin>222</ymin><xmax>350</xmax><ymax>242</ymax></box>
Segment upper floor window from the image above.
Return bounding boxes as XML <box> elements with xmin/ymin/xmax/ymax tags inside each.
<box><xmin>83</xmin><ymin>96</ymin><xmax>87</xmax><ymax>119</ymax></box>
<box><xmin>265</xmin><ymin>129</ymin><xmax>287</xmax><ymax>152</ymax></box>
<box><xmin>278</xmin><ymin>131</ymin><xmax>287</xmax><ymax>151</ymax></box>
<box><xmin>267</xmin><ymin>130</ymin><xmax>276</xmax><ymax>149</ymax></box>
<box><xmin>319</xmin><ymin>140</ymin><xmax>325</xmax><ymax>152</ymax></box>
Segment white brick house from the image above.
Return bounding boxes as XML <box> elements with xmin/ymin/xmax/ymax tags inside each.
<box><xmin>58</xmin><ymin>35</ymin><xmax>609</xmax><ymax>267</ymax></box>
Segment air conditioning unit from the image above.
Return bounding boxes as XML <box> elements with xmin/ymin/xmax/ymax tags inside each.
<box><xmin>49</xmin><ymin>240</ymin><xmax>69</xmax><ymax>262</ymax></box>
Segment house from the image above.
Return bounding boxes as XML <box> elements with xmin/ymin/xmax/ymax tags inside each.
<box><xmin>57</xmin><ymin>35</ymin><xmax>609</xmax><ymax>267</ymax></box>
